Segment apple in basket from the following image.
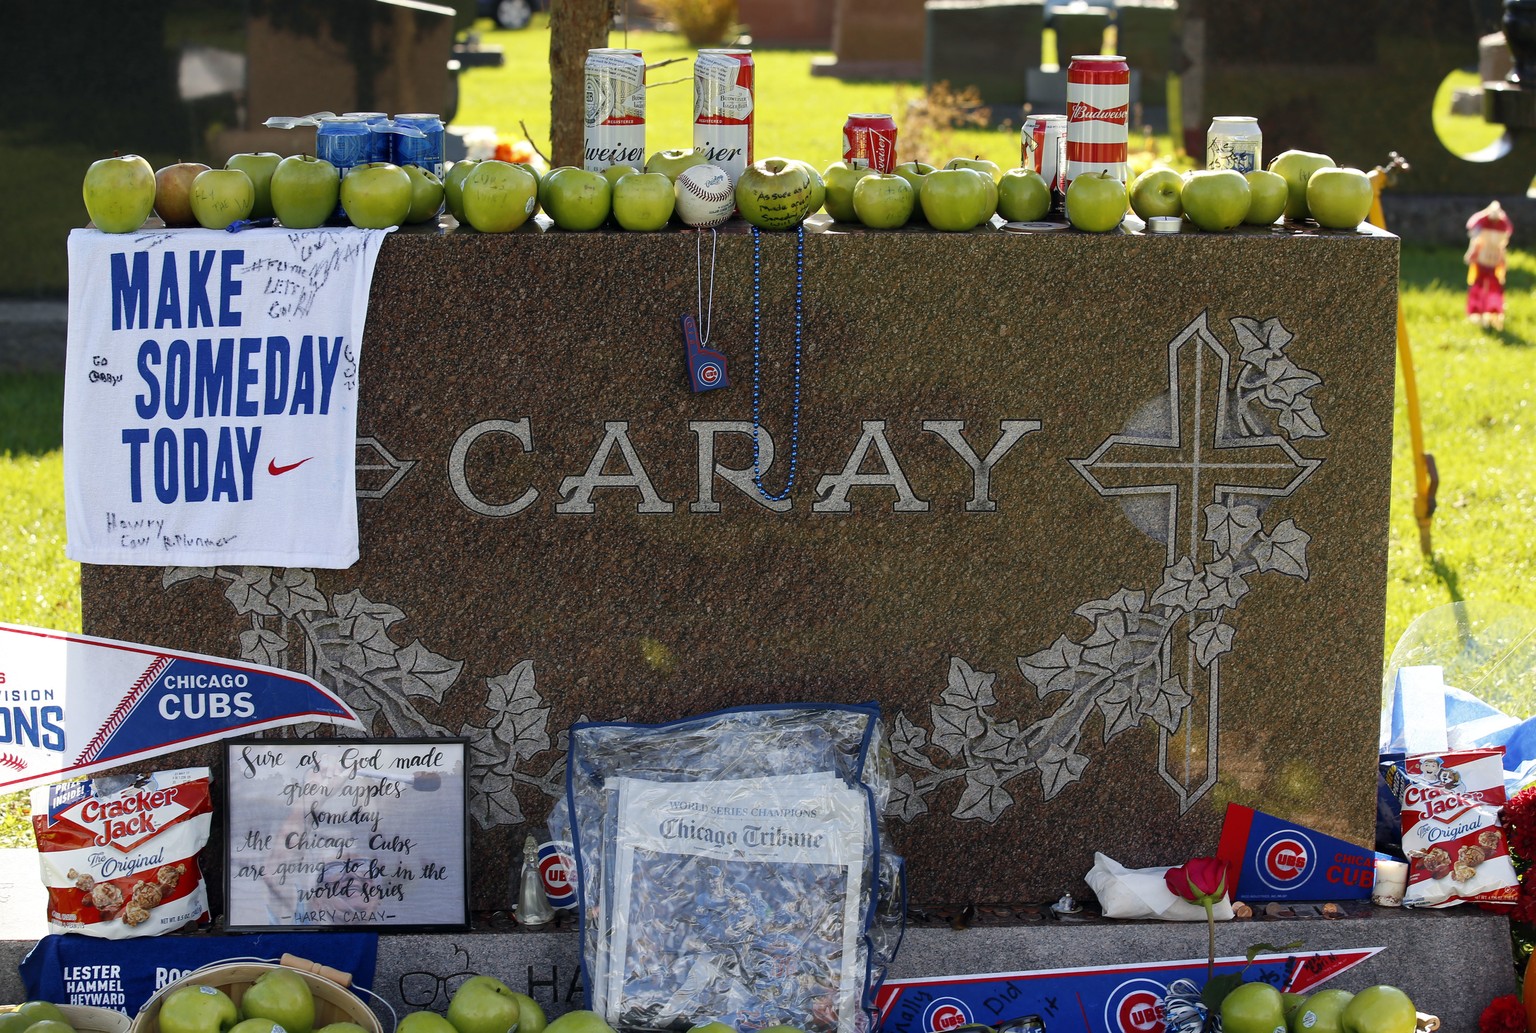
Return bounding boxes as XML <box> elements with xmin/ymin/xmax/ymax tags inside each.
<box><xmin>157</xmin><ymin>985</ymin><xmax>240</xmax><ymax>1033</ymax></box>
<box><xmin>446</xmin><ymin>977</ymin><xmax>520</xmax><ymax>1033</ymax></box>
<box><xmin>542</xmin><ymin>1012</ymin><xmax>616</xmax><ymax>1033</ymax></box>
<box><xmin>316</xmin><ymin>1025</ymin><xmax>371</xmax><ymax>1033</ymax></box>
<box><xmin>398</xmin><ymin>1015</ymin><xmax>458</xmax><ymax>1033</ymax></box>
<box><xmin>229</xmin><ymin>1020</ymin><xmax>286</xmax><ymax>1033</ymax></box>
<box><xmin>240</xmin><ymin>969</ymin><xmax>316</xmax><ymax>1033</ymax></box>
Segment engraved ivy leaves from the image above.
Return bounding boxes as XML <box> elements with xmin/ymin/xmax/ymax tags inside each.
<box><xmin>888</xmin><ymin>314</ymin><xmax>1324</xmax><ymax>822</ymax></box>
<box><xmin>163</xmin><ymin>565</ymin><xmax>560</xmax><ymax>828</ymax></box>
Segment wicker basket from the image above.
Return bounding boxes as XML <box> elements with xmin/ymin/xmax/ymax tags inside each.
<box><xmin>59</xmin><ymin>1005</ymin><xmax>133</xmax><ymax>1033</ymax></box>
<box><xmin>129</xmin><ymin>958</ymin><xmax>382</xmax><ymax>1033</ymax></box>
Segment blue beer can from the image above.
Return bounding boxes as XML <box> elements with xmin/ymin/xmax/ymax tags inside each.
<box><xmin>344</xmin><ymin>111</ymin><xmax>394</xmax><ymax>164</ymax></box>
<box><xmin>393</xmin><ymin>112</ymin><xmax>446</xmax><ymax>181</ymax></box>
<box><xmin>316</xmin><ymin>115</ymin><xmax>373</xmax><ymax>219</ymax></box>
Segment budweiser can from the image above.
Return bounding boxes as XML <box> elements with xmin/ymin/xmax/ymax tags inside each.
<box><xmin>1022</xmin><ymin>114</ymin><xmax>1067</xmax><ymax>209</ymax></box>
<box><xmin>1206</xmin><ymin>116</ymin><xmax>1262</xmax><ymax>173</ymax></box>
<box><xmin>584</xmin><ymin>48</ymin><xmax>646</xmax><ymax>172</ymax></box>
<box><xmin>843</xmin><ymin>113</ymin><xmax>897</xmax><ymax>173</ymax></box>
<box><xmin>694</xmin><ymin>48</ymin><xmax>754</xmax><ymax>184</ymax></box>
<box><xmin>1064</xmin><ymin>55</ymin><xmax>1130</xmax><ymax>189</ymax></box>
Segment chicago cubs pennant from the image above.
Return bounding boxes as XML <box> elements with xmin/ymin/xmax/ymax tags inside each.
<box><xmin>874</xmin><ymin>948</ymin><xmax>1382</xmax><ymax>1033</ymax></box>
<box><xmin>1216</xmin><ymin>803</ymin><xmax>1376</xmax><ymax>902</ymax></box>
<box><xmin>0</xmin><ymin>623</ymin><xmax>363</xmax><ymax>793</ymax></box>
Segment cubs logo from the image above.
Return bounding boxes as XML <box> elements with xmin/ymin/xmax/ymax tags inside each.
<box><xmin>537</xmin><ymin>841</ymin><xmax>576</xmax><ymax>907</ymax></box>
<box><xmin>697</xmin><ymin>361</ymin><xmax>723</xmax><ymax>387</ymax></box>
<box><xmin>1256</xmin><ymin>829</ymin><xmax>1315</xmax><ymax>892</ymax></box>
<box><xmin>1105</xmin><ymin>980</ymin><xmax>1167</xmax><ymax>1033</ymax></box>
<box><xmin>921</xmin><ymin>997</ymin><xmax>972</xmax><ymax>1032</ymax></box>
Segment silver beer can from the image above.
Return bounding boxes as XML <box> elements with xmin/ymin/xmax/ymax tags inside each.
<box><xmin>1206</xmin><ymin>116</ymin><xmax>1262</xmax><ymax>174</ymax></box>
<box><xmin>584</xmin><ymin>48</ymin><xmax>646</xmax><ymax>172</ymax></box>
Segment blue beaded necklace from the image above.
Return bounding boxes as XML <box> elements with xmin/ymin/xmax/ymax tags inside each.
<box><xmin>750</xmin><ymin>224</ymin><xmax>805</xmax><ymax>502</ymax></box>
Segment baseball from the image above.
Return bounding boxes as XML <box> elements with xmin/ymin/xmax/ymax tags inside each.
<box><xmin>674</xmin><ymin>164</ymin><xmax>735</xmax><ymax>228</ymax></box>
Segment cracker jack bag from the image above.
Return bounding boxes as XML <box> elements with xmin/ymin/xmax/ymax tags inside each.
<box><xmin>1382</xmin><ymin>747</ymin><xmax>1518</xmax><ymax>908</ymax></box>
<box><xmin>31</xmin><ymin>767</ymin><xmax>214</xmax><ymax>937</ymax></box>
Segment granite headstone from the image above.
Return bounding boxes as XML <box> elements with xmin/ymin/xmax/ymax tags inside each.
<box><xmin>80</xmin><ymin>218</ymin><xmax>1398</xmax><ymax>912</ymax></box>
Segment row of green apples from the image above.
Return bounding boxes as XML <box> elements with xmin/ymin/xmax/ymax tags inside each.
<box><xmin>0</xmin><ymin>1000</ymin><xmax>77</xmax><ymax>1033</ymax></box>
<box><xmin>1221</xmin><ymin>981</ymin><xmax>1418</xmax><ymax>1033</ymax></box>
<box><xmin>1120</xmin><ymin>149</ymin><xmax>1376</xmax><ymax>232</ymax></box>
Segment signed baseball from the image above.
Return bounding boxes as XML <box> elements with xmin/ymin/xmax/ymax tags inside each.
<box><xmin>674</xmin><ymin>164</ymin><xmax>734</xmax><ymax>228</ymax></box>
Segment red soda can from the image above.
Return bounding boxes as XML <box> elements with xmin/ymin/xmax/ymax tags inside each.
<box><xmin>1022</xmin><ymin>114</ymin><xmax>1067</xmax><ymax>209</ymax></box>
<box><xmin>1064</xmin><ymin>55</ymin><xmax>1130</xmax><ymax>190</ymax></box>
<box><xmin>843</xmin><ymin>113</ymin><xmax>897</xmax><ymax>173</ymax></box>
<box><xmin>694</xmin><ymin>48</ymin><xmax>754</xmax><ymax>185</ymax></box>
<box><xmin>584</xmin><ymin>48</ymin><xmax>646</xmax><ymax>172</ymax></box>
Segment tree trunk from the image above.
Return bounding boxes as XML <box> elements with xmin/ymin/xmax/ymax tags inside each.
<box><xmin>550</xmin><ymin>0</ymin><xmax>613</xmax><ymax>167</ymax></box>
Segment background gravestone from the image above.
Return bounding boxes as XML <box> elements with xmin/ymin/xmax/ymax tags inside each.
<box><xmin>80</xmin><ymin>220</ymin><xmax>1398</xmax><ymax>912</ymax></box>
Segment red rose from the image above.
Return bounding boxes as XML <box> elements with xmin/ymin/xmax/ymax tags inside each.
<box><xmin>1479</xmin><ymin>993</ymin><xmax>1526</xmax><ymax>1033</ymax></box>
<box><xmin>1165</xmin><ymin>857</ymin><xmax>1228</xmax><ymax>907</ymax></box>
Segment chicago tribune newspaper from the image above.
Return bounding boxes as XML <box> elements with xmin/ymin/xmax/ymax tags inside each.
<box><xmin>596</xmin><ymin>774</ymin><xmax>869</xmax><ymax>1033</ymax></box>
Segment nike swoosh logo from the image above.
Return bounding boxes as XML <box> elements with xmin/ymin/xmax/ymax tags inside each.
<box><xmin>268</xmin><ymin>457</ymin><xmax>314</xmax><ymax>476</ymax></box>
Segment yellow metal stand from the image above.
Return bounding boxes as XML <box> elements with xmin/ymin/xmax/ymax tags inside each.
<box><xmin>1368</xmin><ymin>154</ymin><xmax>1438</xmax><ymax>555</ymax></box>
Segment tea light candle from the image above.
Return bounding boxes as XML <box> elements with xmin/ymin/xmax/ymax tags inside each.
<box><xmin>1373</xmin><ymin>856</ymin><xmax>1409</xmax><ymax>906</ymax></box>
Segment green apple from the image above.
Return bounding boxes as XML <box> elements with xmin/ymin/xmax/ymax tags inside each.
<box><xmin>735</xmin><ymin>157</ymin><xmax>813</xmax><ymax>231</ymax></box>
<box><xmin>1221</xmin><ymin>981</ymin><xmax>1287</xmax><ymax>1033</ymax></box>
<box><xmin>228</xmin><ymin>1021</ymin><xmax>284</xmax><ymax>1033</ymax></box>
<box><xmin>1267</xmin><ymin>149</ymin><xmax>1336</xmax><ymax>220</ymax></box>
<box><xmin>316</xmin><ymin>1025</ymin><xmax>371</xmax><ymax>1033</ymax></box>
<box><xmin>83</xmin><ymin>153</ymin><xmax>156</xmax><ymax>232</ymax></box>
<box><xmin>446</xmin><ymin>977</ymin><xmax>520</xmax><ymax>1033</ymax></box>
<box><xmin>444</xmin><ymin>159</ymin><xmax>482</xmax><ymax>222</ymax></box>
<box><xmin>1180</xmin><ymin>169</ymin><xmax>1250</xmax><ymax>231</ymax></box>
<box><xmin>964</xmin><ymin>167</ymin><xmax>998</xmax><ymax>223</ymax></box>
<box><xmin>612</xmin><ymin>172</ymin><xmax>675</xmax><ymax>230</ymax></box>
<box><xmin>645</xmin><ymin>148</ymin><xmax>710</xmax><ymax>182</ymax></box>
<box><xmin>403</xmin><ymin>164</ymin><xmax>445</xmax><ymax>224</ymax></box>
<box><xmin>189</xmin><ymin>168</ymin><xmax>255</xmax><ymax>229</ymax></box>
<box><xmin>852</xmin><ymin>173</ymin><xmax>914</xmax><ymax>228</ymax></box>
<box><xmin>225</xmin><ymin>152</ymin><xmax>282</xmax><ymax>219</ymax></box>
<box><xmin>893</xmin><ymin>161</ymin><xmax>936</xmax><ymax>221</ymax></box>
<box><xmin>154</xmin><ymin>161</ymin><xmax>211</xmax><ymax>227</ymax></box>
<box><xmin>919</xmin><ymin>168</ymin><xmax>988</xmax><ymax>231</ymax></box>
<box><xmin>996</xmin><ymin>167</ymin><xmax>1051</xmax><ymax>222</ymax></box>
<box><xmin>1291</xmin><ymin>989</ymin><xmax>1354</xmax><ymax>1033</ymax></box>
<box><xmin>1243</xmin><ymin>169</ymin><xmax>1289</xmax><ymax>225</ymax></box>
<box><xmin>0</xmin><ymin>1015</ymin><xmax>34</xmax><ymax>1033</ymax></box>
<box><xmin>340</xmin><ymin>162</ymin><xmax>412</xmax><ymax>228</ymax></box>
<box><xmin>14</xmin><ymin>1004</ymin><xmax>68</xmax><ymax>1027</ymax></box>
<box><xmin>601</xmin><ymin>164</ymin><xmax>639</xmax><ymax>188</ymax></box>
<box><xmin>1129</xmin><ymin>166</ymin><xmax>1182</xmax><ymax>220</ymax></box>
<box><xmin>1306</xmin><ymin>167</ymin><xmax>1373</xmax><ymax>230</ymax></box>
<box><xmin>158</xmin><ymin>984</ymin><xmax>240</xmax><ymax>1033</ymax></box>
<box><xmin>22</xmin><ymin>1022</ymin><xmax>72</xmax><ymax>1033</ymax></box>
<box><xmin>822</xmin><ymin>161</ymin><xmax>876</xmax><ymax>222</ymax></box>
<box><xmin>462</xmin><ymin>160</ymin><xmax>540</xmax><ymax>232</ymax></box>
<box><xmin>240</xmin><ymin>968</ymin><xmax>315</xmax><ymax>1033</ymax></box>
<box><xmin>784</xmin><ymin>159</ymin><xmax>825</xmax><ymax>214</ymax></box>
<box><xmin>945</xmin><ymin>156</ymin><xmax>1003</xmax><ymax>183</ymax></box>
<box><xmin>271</xmin><ymin>155</ymin><xmax>340</xmax><ymax>229</ymax></box>
<box><xmin>1064</xmin><ymin>171</ymin><xmax>1127</xmax><ymax>232</ymax></box>
<box><xmin>398</xmin><ymin>1014</ymin><xmax>458</xmax><ymax>1033</ymax></box>
<box><xmin>539</xmin><ymin>167</ymin><xmax>611</xmax><ymax>230</ymax></box>
<box><xmin>504</xmin><ymin>996</ymin><xmax>543</xmax><ymax>1033</ymax></box>
<box><xmin>541</xmin><ymin>1013</ymin><xmax>615</xmax><ymax>1033</ymax></box>
<box><xmin>1340</xmin><ymin>986</ymin><xmax>1415</xmax><ymax>1033</ymax></box>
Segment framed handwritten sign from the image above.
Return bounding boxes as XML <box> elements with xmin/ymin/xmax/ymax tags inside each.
<box><xmin>223</xmin><ymin>738</ymin><xmax>470</xmax><ymax>931</ymax></box>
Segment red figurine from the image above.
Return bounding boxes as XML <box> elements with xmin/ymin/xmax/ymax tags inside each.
<box><xmin>1466</xmin><ymin>200</ymin><xmax>1513</xmax><ymax>330</ymax></box>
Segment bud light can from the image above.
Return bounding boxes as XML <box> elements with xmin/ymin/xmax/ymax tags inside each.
<box><xmin>843</xmin><ymin>113</ymin><xmax>897</xmax><ymax>173</ymax></box>
<box><xmin>584</xmin><ymin>48</ymin><xmax>647</xmax><ymax>172</ymax></box>
<box><xmin>316</xmin><ymin>115</ymin><xmax>372</xmax><ymax>219</ymax></box>
<box><xmin>694</xmin><ymin>48</ymin><xmax>754</xmax><ymax>185</ymax></box>
<box><xmin>1022</xmin><ymin>113</ymin><xmax>1067</xmax><ymax>210</ymax></box>
<box><xmin>1064</xmin><ymin>55</ymin><xmax>1130</xmax><ymax>190</ymax></box>
<box><xmin>1206</xmin><ymin>115</ymin><xmax>1262</xmax><ymax>174</ymax></box>
<box><xmin>344</xmin><ymin>112</ymin><xmax>393</xmax><ymax>163</ymax></box>
<box><xmin>394</xmin><ymin>112</ymin><xmax>446</xmax><ymax>181</ymax></box>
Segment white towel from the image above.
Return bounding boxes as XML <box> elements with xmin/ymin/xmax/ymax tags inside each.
<box><xmin>63</xmin><ymin>226</ymin><xmax>390</xmax><ymax>568</ymax></box>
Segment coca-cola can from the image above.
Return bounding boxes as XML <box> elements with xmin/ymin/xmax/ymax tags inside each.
<box><xmin>694</xmin><ymin>48</ymin><xmax>754</xmax><ymax>184</ymax></box>
<box><xmin>1064</xmin><ymin>54</ymin><xmax>1130</xmax><ymax>190</ymax></box>
<box><xmin>843</xmin><ymin>113</ymin><xmax>897</xmax><ymax>173</ymax></box>
<box><xmin>1022</xmin><ymin>114</ymin><xmax>1067</xmax><ymax>209</ymax></box>
<box><xmin>584</xmin><ymin>48</ymin><xmax>646</xmax><ymax>172</ymax></box>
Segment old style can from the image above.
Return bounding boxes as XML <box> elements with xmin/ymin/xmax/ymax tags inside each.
<box><xmin>1206</xmin><ymin>116</ymin><xmax>1262</xmax><ymax>174</ymax></box>
<box><xmin>394</xmin><ymin>112</ymin><xmax>447</xmax><ymax>181</ymax></box>
<box><xmin>843</xmin><ymin>113</ymin><xmax>897</xmax><ymax>173</ymax></box>
<box><xmin>1064</xmin><ymin>54</ymin><xmax>1130</xmax><ymax>189</ymax></box>
<box><xmin>584</xmin><ymin>48</ymin><xmax>646</xmax><ymax>172</ymax></box>
<box><xmin>343</xmin><ymin>112</ymin><xmax>393</xmax><ymax>164</ymax></box>
<box><xmin>1022</xmin><ymin>113</ymin><xmax>1067</xmax><ymax>209</ymax></box>
<box><xmin>694</xmin><ymin>48</ymin><xmax>754</xmax><ymax>184</ymax></box>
